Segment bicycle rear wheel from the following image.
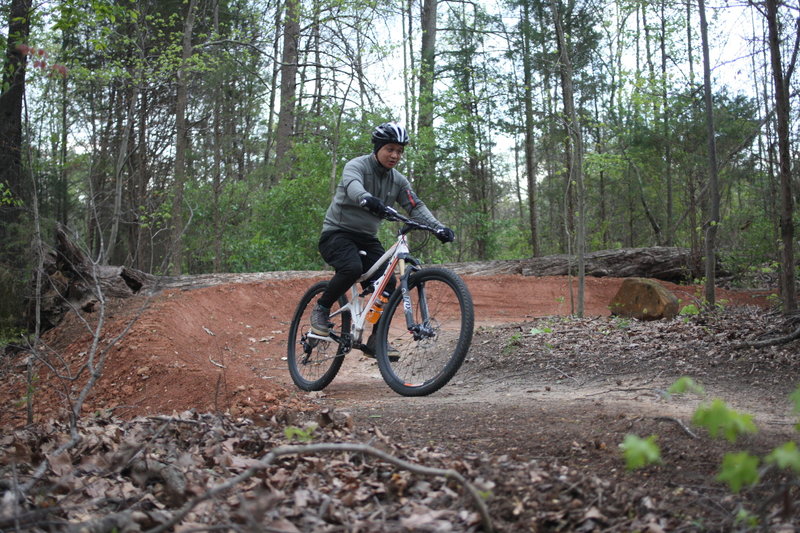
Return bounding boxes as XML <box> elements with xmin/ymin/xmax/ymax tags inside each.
<box><xmin>375</xmin><ymin>267</ymin><xmax>474</xmax><ymax>396</ymax></box>
<box><xmin>287</xmin><ymin>281</ymin><xmax>350</xmax><ymax>391</ymax></box>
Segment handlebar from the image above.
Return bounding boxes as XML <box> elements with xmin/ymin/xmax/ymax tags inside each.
<box><xmin>359</xmin><ymin>198</ymin><xmax>443</xmax><ymax>237</ymax></box>
<box><xmin>382</xmin><ymin>206</ymin><xmax>438</xmax><ymax>236</ymax></box>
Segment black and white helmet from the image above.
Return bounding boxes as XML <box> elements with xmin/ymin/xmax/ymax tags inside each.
<box><xmin>371</xmin><ymin>122</ymin><xmax>410</xmax><ymax>148</ymax></box>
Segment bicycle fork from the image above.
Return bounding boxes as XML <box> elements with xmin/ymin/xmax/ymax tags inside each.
<box><xmin>397</xmin><ymin>256</ymin><xmax>436</xmax><ymax>341</ymax></box>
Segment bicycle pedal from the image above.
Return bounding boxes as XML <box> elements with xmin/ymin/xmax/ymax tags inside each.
<box><xmin>356</xmin><ymin>342</ymin><xmax>372</xmax><ymax>356</ymax></box>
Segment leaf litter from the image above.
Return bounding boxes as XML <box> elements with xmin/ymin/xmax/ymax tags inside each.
<box><xmin>3</xmin><ymin>291</ymin><xmax>800</xmax><ymax>531</ymax></box>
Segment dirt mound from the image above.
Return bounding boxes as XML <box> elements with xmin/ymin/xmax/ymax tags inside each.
<box><xmin>0</xmin><ymin>274</ymin><xmax>770</xmax><ymax>426</ymax></box>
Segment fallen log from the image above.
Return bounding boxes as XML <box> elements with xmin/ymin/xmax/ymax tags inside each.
<box><xmin>32</xmin><ymin>228</ymin><xmax>710</xmax><ymax>332</ymax></box>
<box><xmin>444</xmin><ymin>246</ymin><xmax>709</xmax><ymax>282</ymax></box>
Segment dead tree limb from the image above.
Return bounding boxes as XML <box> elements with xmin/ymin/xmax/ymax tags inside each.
<box><xmin>735</xmin><ymin>326</ymin><xmax>800</xmax><ymax>349</ymax></box>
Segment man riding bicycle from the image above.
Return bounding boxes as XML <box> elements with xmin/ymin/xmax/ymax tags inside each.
<box><xmin>311</xmin><ymin>122</ymin><xmax>455</xmax><ymax>357</ymax></box>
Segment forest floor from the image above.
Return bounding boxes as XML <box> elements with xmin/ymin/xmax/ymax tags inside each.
<box><xmin>2</xmin><ymin>271</ymin><xmax>799</xmax><ymax>531</ymax></box>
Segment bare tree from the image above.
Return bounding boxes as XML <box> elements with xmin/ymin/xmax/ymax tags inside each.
<box><xmin>764</xmin><ymin>0</ymin><xmax>797</xmax><ymax>312</ymax></box>
<box><xmin>416</xmin><ymin>0</ymin><xmax>437</xmax><ymax>194</ymax></box>
<box><xmin>550</xmin><ymin>0</ymin><xmax>586</xmax><ymax>316</ymax></box>
<box><xmin>274</xmin><ymin>0</ymin><xmax>300</xmax><ymax>181</ymax></box>
<box><xmin>170</xmin><ymin>0</ymin><xmax>198</xmax><ymax>275</ymax></box>
<box><xmin>521</xmin><ymin>1</ymin><xmax>540</xmax><ymax>257</ymax></box>
<box><xmin>698</xmin><ymin>0</ymin><xmax>720</xmax><ymax>307</ymax></box>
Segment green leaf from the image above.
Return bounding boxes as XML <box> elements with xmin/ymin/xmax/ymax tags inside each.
<box><xmin>668</xmin><ymin>377</ymin><xmax>705</xmax><ymax>396</ymax></box>
<box><xmin>284</xmin><ymin>424</ymin><xmax>317</xmax><ymax>442</ymax></box>
<box><xmin>716</xmin><ymin>452</ymin><xmax>759</xmax><ymax>492</ymax></box>
<box><xmin>679</xmin><ymin>304</ymin><xmax>700</xmax><ymax>316</ymax></box>
<box><xmin>790</xmin><ymin>385</ymin><xmax>800</xmax><ymax>414</ymax></box>
<box><xmin>734</xmin><ymin>508</ymin><xmax>759</xmax><ymax>527</ymax></box>
<box><xmin>765</xmin><ymin>441</ymin><xmax>800</xmax><ymax>474</ymax></box>
<box><xmin>620</xmin><ymin>434</ymin><xmax>661</xmax><ymax>470</ymax></box>
<box><xmin>692</xmin><ymin>399</ymin><xmax>757</xmax><ymax>443</ymax></box>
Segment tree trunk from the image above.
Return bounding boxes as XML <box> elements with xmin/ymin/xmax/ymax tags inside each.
<box><xmin>550</xmin><ymin>0</ymin><xmax>586</xmax><ymax>316</ymax></box>
<box><xmin>698</xmin><ymin>0</ymin><xmax>720</xmax><ymax>307</ymax></box>
<box><xmin>403</xmin><ymin>0</ymin><xmax>415</xmax><ymax>130</ymax></box>
<box><xmin>107</xmin><ymin>83</ymin><xmax>138</xmax><ymax>265</ymax></box>
<box><xmin>765</xmin><ymin>0</ymin><xmax>797</xmax><ymax>312</ymax></box>
<box><xmin>263</xmin><ymin>2</ymin><xmax>283</xmax><ymax>178</ymax></box>
<box><xmin>274</xmin><ymin>0</ymin><xmax>300</xmax><ymax>180</ymax></box>
<box><xmin>170</xmin><ymin>0</ymin><xmax>197</xmax><ymax>275</ymax></box>
<box><xmin>416</xmin><ymin>0</ymin><xmax>437</xmax><ymax>195</ymax></box>
<box><xmin>0</xmin><ymin>0</ymin><xmax>30</xmax><ymax>213</ymax></box>
<box><xmin>660</xmin><ymin>0</ymin><xmax>674</xmax><ymax>246</ymax></box>
<box><xmin>521</xmin><ymin>2</ymin><xmax>540</xmax><ymax>257</ymax></box>
<box><xmin>0</xmin><ymin>0</ymin><xmax>33</xmax><ymax>327</ymax></box>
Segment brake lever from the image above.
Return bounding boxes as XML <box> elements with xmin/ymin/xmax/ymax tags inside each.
<box><xmin>383</xmin><ymin>206</ymin><xmax>400</xmax><ymax>220</ymax></box>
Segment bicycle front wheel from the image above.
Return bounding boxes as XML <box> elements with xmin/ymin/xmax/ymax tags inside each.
<box><xmin>287</xmin><ymin>281</ymin><xmax>350</xmax><ymax>391</ymax></box>
<box><xmin>375</xmin><ymin>267</ymin><xmax>474</xmax><ymax>396</ymax></box>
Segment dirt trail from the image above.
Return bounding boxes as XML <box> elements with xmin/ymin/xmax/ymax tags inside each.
<box><xmin>0</xmin><ymin>273</ymin><xmax>769</xmax><ymax>425</ymax></box>
<box><xmin>4</xmin><ymin>272</ymin><xmax>798</xmax><ymax>530</ymax></box>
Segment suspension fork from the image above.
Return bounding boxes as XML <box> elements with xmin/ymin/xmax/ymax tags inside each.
<box><xmin>398</xmin><ymin>255</ymin><xmax>434</xmax><ymax>339</ymax></box>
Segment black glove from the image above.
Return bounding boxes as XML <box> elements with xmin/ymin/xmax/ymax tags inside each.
<box><xmin>360</xmin><ymin>196</ymin><xmax>387</xmax><ymax>217</ymax></box>
<box><xmin>435</xmin><ymin>226</ymin><xmax>455</xmax><ymax>243</ymax></box>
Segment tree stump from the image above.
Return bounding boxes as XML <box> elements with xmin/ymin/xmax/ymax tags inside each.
<box><xmin>29</xmin><ymin>226</ymin><xmax>156</xmax><ymax>330</ymax></box>
<box><xmin>609</xmin><ymin>277</ymin><xmax>680</xmax><ymax>320</ymax></box>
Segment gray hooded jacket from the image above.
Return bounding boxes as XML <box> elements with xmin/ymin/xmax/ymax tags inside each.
<box><xmin>321</xmin><ymin>154</ymin><xmax>440</xmax><ymax>236</ymax></box>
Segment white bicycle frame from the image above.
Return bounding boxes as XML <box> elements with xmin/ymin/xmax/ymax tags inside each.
<box><xmin>307</xmin><ymin>233</ymin><xmax>410</xmax><ymax>344</ymax></box>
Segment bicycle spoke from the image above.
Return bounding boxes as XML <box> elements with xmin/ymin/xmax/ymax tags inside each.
<box><xmin>287</xmin><ymin>282</ymin><xmax>349</xmax><ymax>391</ymax></box>
<box><xmin>376</xmin><ymin>268</ymin><xmax>474</xmax><ymax>396</ymax></box>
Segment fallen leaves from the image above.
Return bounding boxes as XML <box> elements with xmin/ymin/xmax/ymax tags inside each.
<box><xmin>0</xmin><ymin>410</ymin><xmax>492</xmax><ymax>532</ymax></box>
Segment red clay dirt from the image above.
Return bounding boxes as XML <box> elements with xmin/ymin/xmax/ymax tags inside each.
<box><xmin>0</xmin><ymin>273</ymin><xmax>770</xmax><ymax>426</ymax></box>
<box><xmin>5</xmin><ymin>271</ymin><xmax>798</xmax><ymax>531</ymax></box>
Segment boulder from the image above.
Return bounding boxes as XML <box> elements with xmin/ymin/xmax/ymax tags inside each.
<box><xmin>609</xmin><ymin>277</ymin><xmax>679</xmax><ymax>320</ymax></box>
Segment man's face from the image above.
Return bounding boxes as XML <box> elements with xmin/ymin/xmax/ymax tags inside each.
<box><xmin>376</xmin><ymin>143</ymin><xmax>405</xmax><ymax>169</ymax></box>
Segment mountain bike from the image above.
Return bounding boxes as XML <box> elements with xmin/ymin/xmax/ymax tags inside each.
<box><xmin>287</xmin><ymin>207</ymin><xmax>474</xmax><ymax>396</ymax></box>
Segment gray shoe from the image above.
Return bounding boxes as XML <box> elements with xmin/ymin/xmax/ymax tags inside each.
<box><xmin>364</xmin><ymin>334</ymin><xmax>400</xmax><ymax>362</ymax></box>
<box><xmin>310</xmin><ymin>304</ymin><xmax>331</xmax><ymax>336</ymax></box>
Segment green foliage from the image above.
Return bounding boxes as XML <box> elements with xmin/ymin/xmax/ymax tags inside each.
<box><xmin>0</xmin><ymin>326</ymin><xmax>27</xmax><ymax>346</ymax></box>
<box><xmin>791</xmin><ymin>385</ymin><xmax>800</xmax><ymax>415</ymax></box>
<box><xmin>679</xmin><ymin>304</ymin><xmax>701</xmax><ymax>316</ymax></box>
<box><xmin>620</xmin><ymin>434</ymin><xmax>661</xmax><ymax>470</ymax></box>
<box><xmin>0</xmin><ymin>182</ymin><xmax>22</xmax><ymax>207</ymax></box>
<box><xmin>765</xmin><ymin>441</ymin><xmax>800</xmax><ymax>474</ymax></box>
<box><xmin>734</xmin><ymin>508</ymin><xmax>759</xmax><ymax>528</ymax></box>
<box><xmin>503</xmin><ymin>332</ymin><xmax>523</xmax><ymax>354</ymax></box>
<box><xmin>630</xmin><ymin>378</ymin><xmax>800</xmax><ymax>504</ymax></box>
<box><xmin>10</xmin><ymin>0</ymin><xmax>788</xmax><ymax>286</ymax></box>
<box><xmin>692</xmin><ymin>399</ymin><xmax>757</xmax><ymax>443</ymax></box>
<box><xmin>14</xmin><ymin>373</ymin><xmax>38</xmax><ymax>409</ymax></box>
<box><xmin>284</xmin><ymin>423</ymin><xmax>317</xmax><ymax>442</ymax></box>
<box><xmin>667</xmin><ymin>376</ymin><xmax>706</xmax><ymax>396</ymax></box>
<box><xmin>610</xmin><ymin>316</ymin><xmax>631</xmax><ymax>330</ymax></box>
<box><xmin>716</xmin><ymin>452</ymin><xmax>760</xmax><ymax>493</ymax></box>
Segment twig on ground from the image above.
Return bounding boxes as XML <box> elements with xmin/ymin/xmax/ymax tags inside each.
<box><xmin>735</xmin><ymin>326</ymin><xmax>800</xmax><ymax>349</ymax></box>
<box><xmin>654</xmin><ymin>416</ymin><xmax>699</xmax><ymax>439</ymax></box>
<box><xmin>545</xmin><ymin>365</ymin><xmax>580</xmax><ymax>384</ymax></box>
<box><xmin>584</xmin><ymin>386</ymin><xmax>656</xmax><ymax>397</ymax></box>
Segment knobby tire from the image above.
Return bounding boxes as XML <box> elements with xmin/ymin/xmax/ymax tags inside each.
<box><xmin>375</xmin><ymin>267</ymin><xmax>474</xmax><ymax>396</ymax></box>
<box><xmin>287</xmin><ymin>281</ymin><xmax>349</xmax><ymax>391</ymax></box>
